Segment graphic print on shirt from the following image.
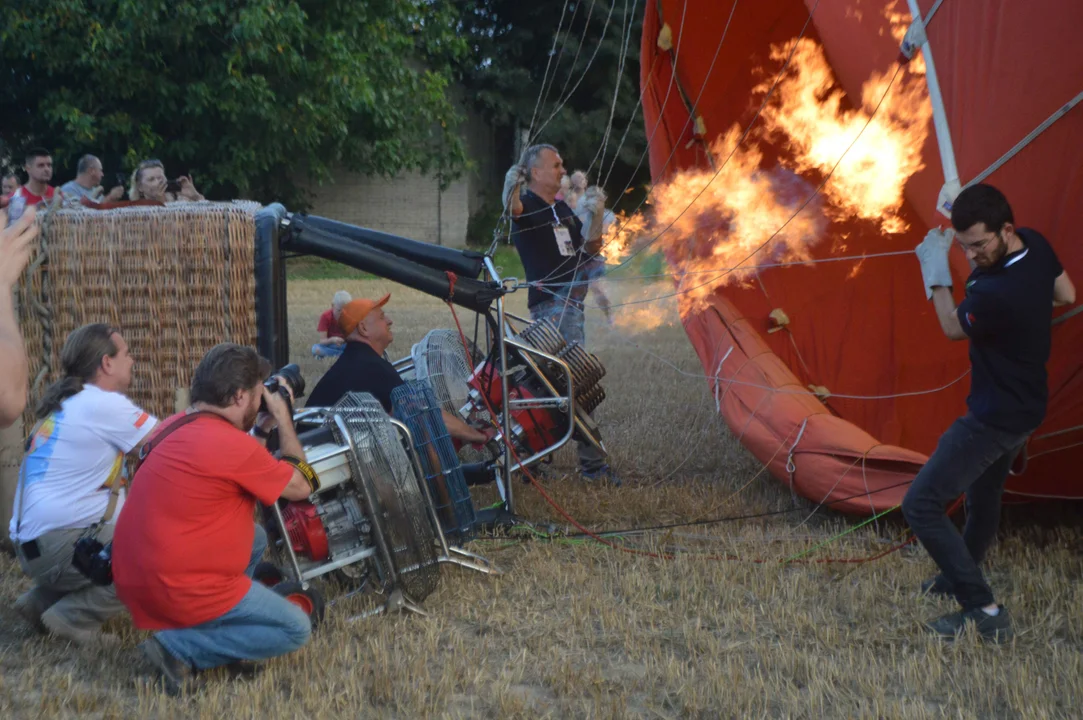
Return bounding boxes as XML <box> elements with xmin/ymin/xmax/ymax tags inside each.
<box><xmin>21</xmin><ymin>412</ymin><xmax>62</xmax><ymax>490</ymax></box>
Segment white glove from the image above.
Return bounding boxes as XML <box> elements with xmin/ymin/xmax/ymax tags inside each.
<box><xmin>582</xmin><ymin>186</ymin><xmax>607</xmax><ymax>214</ymax></box>
<box><xmin>915</xmin><ymin>227</ymin><xmax>954</xmax><ymax>300</ymax></box>
<box><xmin>502</xmin><ymin>165</ymin><xmax>528</xmax><ymax>207</ymax></box>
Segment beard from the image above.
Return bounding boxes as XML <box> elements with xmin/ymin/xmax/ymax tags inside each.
<box><xmin>242</xmin><ymin>399</ymin><xmax>260</xmax><ymax>432</ymax></box>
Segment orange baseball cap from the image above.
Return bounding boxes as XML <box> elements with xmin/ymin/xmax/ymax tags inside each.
<box><xmin>338</xmin><ymin>293</ymin><xmax>390</xmax><ymax>335</ymax></box>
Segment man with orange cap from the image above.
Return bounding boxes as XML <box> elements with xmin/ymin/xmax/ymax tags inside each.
<box><xmin>305</xmin><ymin>293</ymin><xmax>490</xmax><ymax>445</ymax></box>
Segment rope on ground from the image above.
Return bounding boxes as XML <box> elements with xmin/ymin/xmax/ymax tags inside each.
<box><xmin>445</xmin><ymin>301</ymin><xmax>918</xmax><ymax>566</ymax></box>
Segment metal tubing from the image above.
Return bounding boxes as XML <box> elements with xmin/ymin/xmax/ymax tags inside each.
<box><xmin>485</xmin><ymin>256</ymin><xmax>516</xmax><ymax>514</ymax></box>
<box><xmin>269</xmin><ymin>501</ymin><xmax>308</xmax><ymax>589</ymax></box>
<box><xmin>504</xmin><ymin>338</ymin><xmax>578</xmax><ymax>472</ymax></box>
<box><xmin>333</xmin><ymin>414</ymin><xmax>400</xmax><ymax>586</ymax></box>
<box><xmin>300</xmin><ymin>546</ymin><xmax>377</xmax><ymax>581</ymax></box>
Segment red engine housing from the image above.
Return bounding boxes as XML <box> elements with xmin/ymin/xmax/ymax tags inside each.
<box><xmin>281</xmin><ymin>501</ymin><xmax>329</xmax><ymax>561</ymax></box>
<box><xmin>468</xmin><ymin>361</ymin><xmax>561</xmax><ymax>454</ymax></box>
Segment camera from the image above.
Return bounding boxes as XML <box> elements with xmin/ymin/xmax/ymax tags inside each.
<box><xmin>260</xmin><ymin>363</ymin><xmax>306</xmax><ymax>414</ymax></box>
<box><xmin>73</xmin><ymin>537</ymin><xmax>114</xmax><ymax>586</ymax></box>
<box><xmin>165</xmin><ymin>178</ymin><xmax>184</xmax><ymax>194</ymax></box>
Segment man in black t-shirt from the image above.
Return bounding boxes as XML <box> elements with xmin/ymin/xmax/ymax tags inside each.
<box><xmin>905</xmin><ymin>184</ymin><xmax>1075</xmax><ymax>643</ymax></box>
<box><xmin>305</xmin><ymin>294</ymin><xmax>489</xmax><ymax>446</ymax></box>
<box><xmin>506</xmin><ymin>144</ymin><xmax>618</xmax><ymax>483</ymax></box>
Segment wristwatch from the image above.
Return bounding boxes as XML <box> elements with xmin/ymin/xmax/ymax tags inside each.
<box><xmin>252</xmin><ymin>425</ymin><xmax>272</xmax><ymax>439</ymax></box>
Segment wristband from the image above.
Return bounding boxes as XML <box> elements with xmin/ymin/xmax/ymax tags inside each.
<box><xmin>281</xmin><ymin>454</ymin><xmax>320</xmax><ymax>493</ymax></box>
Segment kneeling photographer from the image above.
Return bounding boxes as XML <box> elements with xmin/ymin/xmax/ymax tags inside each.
<box><xmin>112</xmin><ymin>344</ymin><xmax>314</xmax><ymax>695</ymax></box>
<box><xmin>9</xmin><ymin>323</ymin><xmax>157</xmax><ymax>646</ymax></box>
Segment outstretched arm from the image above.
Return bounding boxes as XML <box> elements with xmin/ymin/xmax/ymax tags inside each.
<box><xmin>0</xmin><ymin>206</ymin><xmax>39</xmax><ymax>428</ymax></box>
<box><xmin>441</xmin><ymin>409</ymin><xmax>488</xmax><ymax>444</ymax></box>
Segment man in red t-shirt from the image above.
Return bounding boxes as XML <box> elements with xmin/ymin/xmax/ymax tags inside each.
<box><xmin>112</xmin><ymin>343</ymin><xmax>314</xmax><ymax>694</ymax></box>
<box><xmin>311</xmin><ymin>290</ymin><xmax>351</xmax><ymax>359</ymax></box>
<box><xmin>9</xmin><ymin>148</ymin><xmax>58</xmax><ymax>212</ymax></box>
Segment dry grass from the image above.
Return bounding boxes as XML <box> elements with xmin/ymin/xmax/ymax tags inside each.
<box><xmin>1</xmin><ymin>278</ymin><xmax>1081</xmax><ymax>719</ymax></box>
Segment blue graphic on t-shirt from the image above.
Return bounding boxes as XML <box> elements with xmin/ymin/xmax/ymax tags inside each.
<box><xmin>21</xmin><ymin>410</ymin><xmax>63</xmax><ymax>489</ymax></box>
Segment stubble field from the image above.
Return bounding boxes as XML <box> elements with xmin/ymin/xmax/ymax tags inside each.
<box><xmin>0</xmin><ymin>275</ymin><xmax>1080</xmax><ymax>719</ymax></box>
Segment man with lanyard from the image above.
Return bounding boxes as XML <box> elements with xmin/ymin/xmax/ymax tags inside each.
<box><xmin>305</xmin><ymin>294</ymin><xmax>492</xmax><ymax>447</ymax></box>
<box><xmin>10</xmin><ymin>323</ymin><xmax>157</xmax><ymax>645</ymax></box>
<box><xmin>505</xmin><ymin>144</ymin><xmax>618</xmax><ymax>483</ymax></box>
<box><xmin>906</xmin><ymin>183</ymin><xmax>1075</xmax><ymax>642</ymax></box>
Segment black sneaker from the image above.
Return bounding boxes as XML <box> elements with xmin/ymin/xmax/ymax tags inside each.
<box><xmin>925</xmin><ymin>605</ymin><xmax>1014</xmax><ymax>644</ymax></box>
<box><xmin>920</xmin><ymin>574</ymin><xmax>956</xmax><ymax>599</ymax></box>
<box><xmin>140</xmin><ymin>637</ymin><xmax>203</xmax><ymax>695</ymax></box>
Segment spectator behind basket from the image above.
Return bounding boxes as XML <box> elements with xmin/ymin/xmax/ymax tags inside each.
<box><xmin>128</xmin><ymin>159</ymin><xmax>204</xmax><ymax>202</ymax></box>
<box><xmin>2</xmin><ymin>172</ymin><xmax>19</xmax><ymax>198</ymax></box>
<box><xmin>112</xmin><ymin>344</ymin><xmax>314</xmax><ymax>695</ymax></box>
<box><xmin>10</xmin><ymin>148</ymin><xmax>58</xmax><ymax>211</ymax></box>
<box><xmin>60</xmin><ymin>154</ymin><xmax>125</xmax><ymax>204</ymax></box>
<box><xmin>9</xmin><ymin>323</ymin><xmax>158</xmax><ymax>645</ymax></box>
<box><xmin>311</xmin><ymin>290</ymin><xmax>352</xmax><ymax>359</ymax></box>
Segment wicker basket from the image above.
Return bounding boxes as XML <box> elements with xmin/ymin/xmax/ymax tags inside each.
<box><xmin>15</xmin><ymin>201</ymin><xmax>261</xmax><ymax>427</ymax></box>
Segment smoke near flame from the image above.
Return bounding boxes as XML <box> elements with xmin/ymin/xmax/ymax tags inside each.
<box><xmin>601</xmin><ymin>30</ymin><xmax>932</xmax><ymax>324</ymax></box>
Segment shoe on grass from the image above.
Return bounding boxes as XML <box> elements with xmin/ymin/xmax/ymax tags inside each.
<box><xmin>920</xmin><ymin>574</ymin><xmax>956</xmax><ymax>599</ymax></box>
<box><xmin>140</xmin><ymin>637</ymin><xmax>203</xmax><ymax>696</ymax></box>
<box><xmin>579</xmin><ymin>464</ymin><xmax>622</xmax><ymax>486</ymax></box>
<box><xmin>15</xmin><ymin>591</ymin><xmax>49</xmax><ymax>635</ymax></box>
<box><xmin>41</xmin><ymin>609</ymin><xmax>120</xmax><ymax>648</ymax></box>
<box><xmin>924</xmin><ymin>605</ymin><xmax>1014</xmax><ymax>644</ymax></box>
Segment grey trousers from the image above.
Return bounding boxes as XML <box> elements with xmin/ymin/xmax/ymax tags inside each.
<box><xmin>529</xmin><ymin>296</ymin><xmax>608</xmax><ymax>472</ymax></box>
<box><xmin>15</xmin><ymin>525</ymin><xmax>126</xmax><ymax>632</ymax></box>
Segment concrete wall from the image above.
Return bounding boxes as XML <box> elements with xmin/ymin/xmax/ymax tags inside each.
<box><xmin>304</xmin><ymin>106</ymin><xmax>500</xmax><ymax>249</ymax></box>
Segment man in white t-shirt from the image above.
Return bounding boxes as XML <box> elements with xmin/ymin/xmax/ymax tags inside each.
<box><xmin>10</xmin><ymin>323</ymin><xmax>157</xmax><ymax>645</ymax></box>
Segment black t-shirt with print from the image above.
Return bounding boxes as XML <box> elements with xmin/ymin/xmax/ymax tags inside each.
<box><xmin>512</xmin><ymin>189</ymin><xmax>586</xmax><ymax>308</ymax></box>
<box><xmin>955</xmin><ymin>228</ymin><xmax>1063</xmax><ymax>433</ymax></box>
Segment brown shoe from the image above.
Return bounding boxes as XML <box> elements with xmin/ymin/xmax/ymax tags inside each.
<box><xmin>41</xmin><ymin>609</ymin><xmax>120</xmax><ymax>647</ymax></box>
<box><xmin>15</xmin><ymin>591</ymin><xmax>49</xmax><ymax>634</ymax></box>
<box><xmin>140</xmin><ymin>637</ymin><xmax>203</xmax><ymax>696</ymax></box>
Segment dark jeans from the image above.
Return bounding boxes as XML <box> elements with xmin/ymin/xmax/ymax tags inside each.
<box><xmin>902</xmin><ymin>413</ymin><xmax>1028</xmax><ymax>610</ymax></box>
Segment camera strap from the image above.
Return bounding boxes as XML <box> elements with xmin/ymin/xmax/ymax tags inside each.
<box><xmin>135</xmin><ymin>410</ymin><xmax>224</xmax><ymax>468</ymax></box>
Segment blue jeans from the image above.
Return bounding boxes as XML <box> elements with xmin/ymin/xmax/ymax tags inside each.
<box><xmin>311</xmin><ymin>342</ymin><xmax>345</xmax><ymax>359</ymax></box>
<box><xmin>531</xmin><ymin>284</ymin><xmax>586</xmax><ymax>347</ymax></box>
<box><xmin>529</xmin><ymin>292</ymin><xmax>607</xmax><ymax>472</ymax></box>
<box><xmin>901</xmin><ymin>414</ymin><xmax>1028</xmax><ymax>610</ymax></box>
<box><xmin>155</xmin><ymin>525</ymin><xmax>311</xmax><ymax>670</ymax></box>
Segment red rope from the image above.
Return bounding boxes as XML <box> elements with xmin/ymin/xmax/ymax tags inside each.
<box><xmin>445</xmin><ymin>271</ymin><xmax>458</xmax><ymax>303</ymax></box>
<box><xmin>444</xmin><ymin>300</ymin><xmax>918</xmax><ymax>566</ymax></box>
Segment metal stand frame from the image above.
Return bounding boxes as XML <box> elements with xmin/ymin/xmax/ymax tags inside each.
<box><xmin>389</xmin><ymin>418</ymin><xmax>501</xmax><ymax>577</ymax></box>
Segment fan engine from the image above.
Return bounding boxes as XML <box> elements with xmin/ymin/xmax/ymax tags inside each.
<box><xmin>414</xmin><ymin>318</ymin><xmax>608</xmax><ymax>464</ymax></box>
<box><xmin>264</xmin><ymin>392</ymin><xmax>444</xmax><ymax>614</ymax></box>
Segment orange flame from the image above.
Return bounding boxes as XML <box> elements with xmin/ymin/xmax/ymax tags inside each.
<box><xmin>599</xmin><ymin>33</ymin><xmax>931</xmax><ymax>325</ymax></box>
<box><xmin>755</xmin><ymin>38</ymin><xmax>932</xmax><ymax>234</ymax></box>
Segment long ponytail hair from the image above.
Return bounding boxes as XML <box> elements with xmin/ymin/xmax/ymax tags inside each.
<box><xmin>36</xmin><ymin>323</ymin><xmax>119</xmax><ymax>417</ymax></box>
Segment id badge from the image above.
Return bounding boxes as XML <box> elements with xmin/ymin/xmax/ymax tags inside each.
<box><xmin>553</xmin><ymin>224</ymin><xmax>574</xmax><ymax>257</ymax></box>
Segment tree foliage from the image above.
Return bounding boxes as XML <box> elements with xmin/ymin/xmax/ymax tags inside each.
<box><xmin>448</xmin><ymin>0</ymin><xmax>649</xmax><ymax>211</ymax></box>
<box><xmin>0</xmin><ymin>0</ymin><xmax>469</xmax><ymax>205</ymax></box>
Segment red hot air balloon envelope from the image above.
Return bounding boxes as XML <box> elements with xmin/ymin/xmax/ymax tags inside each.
<box><xmin>637</xmin><ymin>0</ymin><xmax>1083</xmax><ymax>513</ymax></box>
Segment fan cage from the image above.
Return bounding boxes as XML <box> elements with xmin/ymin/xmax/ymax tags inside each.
<box><xmin>392</xmin><ymin>381</ymin><xmax>478</xmax><ymax>544</ymax></box>
<box><xmin>326</xmin><ymin>392</ymin><xmax>440</xmax><ymax>601</ymax></box>
<box><xmin>412</xmin><ymin>329</ymin><xmax>478</xmax><ymax>417</ymax></box>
